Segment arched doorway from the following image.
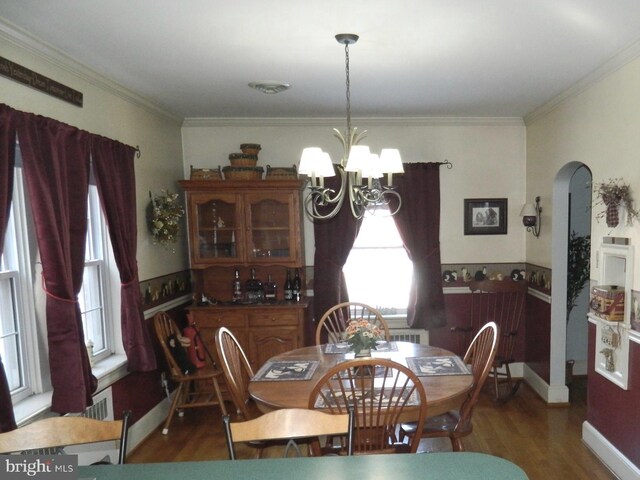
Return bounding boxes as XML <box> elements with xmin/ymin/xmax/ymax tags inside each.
<box><xmin>550</xmin><ymin>162</ymin><xmax>592</xmax><ymax>402</ymax></box>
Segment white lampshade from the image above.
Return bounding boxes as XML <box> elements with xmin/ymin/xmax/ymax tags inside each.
<box><xmin>379</xmin><ymin>148</ymin><xmax>404</xmax><ymax>173</ymax></box>
<box><xmin>316</xmin><ymin>152</ymin><xmax>336</xmax><ymax>177</ymax></box>
<box><xmin>520</xmin><ymin>203</ymin><xmax>537</xmax><ymax>217</ymax></box>
<box><xmin>299</xmin><ymin>147</ymin><xmax>335</xmax><ymax>177</ymax></box>
<box><xmin>345</xmin><ymin>145</ymin><xmax>371</xmax><ymax>172</ymax></box>
<box><xmin>360</xmin><ymin>153</ymin><xmax>383</xmax><ymax>179</ymax></box>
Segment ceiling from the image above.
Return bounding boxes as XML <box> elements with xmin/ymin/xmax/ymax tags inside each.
<box><xmin>2</xmin><ymin>1</ymin><xmax>640</xmax><ymax>120</ymax></box>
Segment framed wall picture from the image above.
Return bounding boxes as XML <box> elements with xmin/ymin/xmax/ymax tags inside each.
<box><xmin>464</xmin><ymin>198</ymin><xmax>508</xmax><ymax>235</ymax></box>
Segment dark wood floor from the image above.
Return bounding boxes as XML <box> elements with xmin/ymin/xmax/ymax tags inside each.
<box><xmin>128</xmin><ymin>377</ymin><xmax>617</xmax><ymax>480</ymax></box>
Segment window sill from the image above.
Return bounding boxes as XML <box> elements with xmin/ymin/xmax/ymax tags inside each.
<box><xmin>12</xmin><ymin>353</ymin><xmax>128</xmax><ymax>426</ymax></box>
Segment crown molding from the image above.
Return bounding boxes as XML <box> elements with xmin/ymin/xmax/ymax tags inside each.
<box><xmin>524</xmin><ymin>37</ymin><xmax>640</xmax><ymax>125</ymax></box>
<box><xmin>182</xmin><ymin>116</ymin><xmax>524</xmax><ymax>128</ymax></box>
<box><xmin>0</xmin><ymin>18</ymin><xmax>181</xmax><ymax>124</ymax></box>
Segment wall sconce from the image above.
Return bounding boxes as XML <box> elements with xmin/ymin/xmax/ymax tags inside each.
<box><xmin>520</xmin><ymin>196</ymin><xmax>541</xmax><ymax>237</ymax></box>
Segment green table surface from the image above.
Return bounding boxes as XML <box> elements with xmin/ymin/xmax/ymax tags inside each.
<box><xmin>78</xmin><ymin>452</ymin><xmax>528</xmax><ymax>480</ymax></box>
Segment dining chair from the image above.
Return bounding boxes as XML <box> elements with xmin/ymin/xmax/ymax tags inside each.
<box><xmin>153</xmin><ymin>311</ymin><xmax>227</xmax><ymax>434</ymax></box>
<box><xmin>214</xmin><ymin>326</ymin><xmax>257</xmax><ymax>420</ymax></box>
<box><xmin>450</xmin><ymin>280</ymin><xmax>526</xmax><ymax>403</ymax></box>
<box><xmin>399</xmin><ymin>321</ymin><xmax>498</xmax><ymax>451</ymax></box>
<box><xmin>0</xmin><ymin>411</ymin><xmax>132</xmax><ymax>464</ymax></box>
<box><xmin>308</xmin><ymin>357</ymin><xmax>427</xmax><ymax>454</ymax></box>
<box><xmin>223</xmin><ymin>407</ymin><xmax>354</xmax><ymax>459</ymax></box>
<box><xmin>315</xmin><ymin>302</ymin><xmax>391</xmax><ymax>345</ymax></box>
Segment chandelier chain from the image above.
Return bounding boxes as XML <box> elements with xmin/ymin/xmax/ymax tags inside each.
<box><xmin>345</xmin><ymin>42</ymin><xmax>352</xmax><ymax>150</ymax></box>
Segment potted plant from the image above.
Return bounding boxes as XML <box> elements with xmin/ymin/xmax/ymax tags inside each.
<box><xmin>593</xmin><ymin>178</ymin><xmax>639</xmax><ymax>227</ymax></box>
<box><xmin>566</xmin><ymin>231</ymin><xmax>590</xmax><ymax>322</ymax></box>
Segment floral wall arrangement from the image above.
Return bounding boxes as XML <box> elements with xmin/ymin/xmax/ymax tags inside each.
<box><xmin>592</xmin><ymin>178</ymin><xmax>639</xmax><ymax>227</ymax></box>
<box><xmin>148</xmin><ymin>190</ymin><xmax>185</xmax><ymax>251</ymax></box>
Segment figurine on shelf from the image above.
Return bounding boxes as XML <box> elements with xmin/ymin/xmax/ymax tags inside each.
<box><xmin>461</xmin><ymin>267</ymin><xmax>472</xmax><ymax>282</ymax></box>
<box><xmin>600</xmin><ymin>348</ymin><xmax>615</xmax><ymax>372</ymax></box>
<box><xmin>474</xmin><ymin>266</ymin><xmax>487</xmax><ymax>281</ymax></box>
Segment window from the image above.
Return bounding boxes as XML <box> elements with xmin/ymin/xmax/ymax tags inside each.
<box><xmin>0</xmin><ymin>167</ymin><xmax>37</xmax><ymax>403</ymax></box>
<box><xmin>0</xmin><ymin>159</ymin><xmax>116</xmax><ymax>403</ymax></box>
<box><xmin>0</xmin><ymin>207</ymin><xmax>29</xmax><ymax>401</ymax></box>
<box><xmin>343</xmin><ymin>208</ymin><xmax>413</xmax><ymax>315</ymax></box>
<box><xmin>79</xmin><ymin>184</ymin><xmax>112</xmax><ymax>362</ymax></box>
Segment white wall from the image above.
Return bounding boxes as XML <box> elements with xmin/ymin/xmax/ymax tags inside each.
<box><xmin>0</xmin><ymin>30</ymin><xmax>188</xmax><ymax>280</ymax></box>
<box><xmin>182</xmin><ymin>118</ymin><xmax>528</xmax><ymax>266</ymax></box>
<box><xmin>526</xmin><ymin>54</ymin><xmax>640</xmax><ymax>285</ymax></box>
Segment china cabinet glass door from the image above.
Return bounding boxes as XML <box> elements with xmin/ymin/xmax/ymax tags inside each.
<box><xmin>246</xmin><ymin>193</ymin><xmax>294</xmax><ymax>263</ymax></box>
<box><xmin>191</xmin><ymin>193</ymin><xmax>241</xmax><ymax>264</ymax></box>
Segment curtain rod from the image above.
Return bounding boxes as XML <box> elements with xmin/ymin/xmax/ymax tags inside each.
<box><xmin>135</xmin><ymin>145</ymin><xmax>141</xmax><ymax>158</ymax></box>
<box><xmin>439</xmin><ymin>160</ymin><xmax>453</xmax><ymax>169</ymax></box>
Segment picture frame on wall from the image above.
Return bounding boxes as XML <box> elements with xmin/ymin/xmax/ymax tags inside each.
<box><xmin>464</xmin><ymin>198</ymin><xmax>508</xmax><ymax>235</ymax></box>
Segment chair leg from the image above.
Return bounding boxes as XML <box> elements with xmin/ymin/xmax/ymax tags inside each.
<box><xmin>493</xmin><ymin>363</ymin><xmax>521</xmax><ymax>404</ymax></box>
<box><xmin>162</xmin><ymin>382</ymin><xmax>185</xmax><ymax>435</ymax></box>
<box><xmin>451</xmin><ymin>437</ymin><xmax>465</xmax><ymax>452</ymax></box>
<box><xmin>211</xmin><ymin>376</ymin><xmax>228</xmax><ymax>416</ymax></box>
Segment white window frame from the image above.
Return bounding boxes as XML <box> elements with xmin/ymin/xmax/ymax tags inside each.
<box><xmin>79</xmin><ymin>183</ymin><xmax>113</xmax><ymax>364</ymax></box>
<box><xmin>1</xmin><ymin>167</ymin><xmax>40</xmax><ymax>403</ymax></box>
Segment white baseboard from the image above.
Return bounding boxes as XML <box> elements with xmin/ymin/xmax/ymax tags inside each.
<box><xmin>522</xmin><ymin>364</ymin><xmax>569</xmax><ymax>403</ymax></box>
<box><xmin>583</xmin><ymin>421</ymin><xmax>640</xmax><ymax>480</ymax></box>
<box><xmin>126</xmin><ymin>394</ymin><xmax>173</xmax><ymax>456</ymax></box>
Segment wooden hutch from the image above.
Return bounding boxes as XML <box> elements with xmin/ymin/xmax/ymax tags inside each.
<box><xmin>178</xmin><ymin>179</ymin><xmax>307</xmax><ymax>371</ymax></box>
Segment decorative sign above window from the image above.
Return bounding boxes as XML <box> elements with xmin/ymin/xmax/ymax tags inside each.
<box><xmin>0</xmin><ymin>55</ymin><xmax>83</xmax><ymax>107</ymax></box>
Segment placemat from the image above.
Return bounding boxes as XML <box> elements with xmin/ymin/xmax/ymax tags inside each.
<box><xmin>252</xmin><ymin>360</ymin><xmax>319</xmax><ymax>381</ymax></box>
<box><xmin>406</xmin><ymin>356</ymin><xmax>471</xmax><ymax>376</ymax></box>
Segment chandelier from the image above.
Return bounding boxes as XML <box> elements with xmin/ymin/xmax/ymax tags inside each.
<box><xmin>298</xmin><ymin>34</ymin><xmax>403</xmax><ymax>220</ymax></box>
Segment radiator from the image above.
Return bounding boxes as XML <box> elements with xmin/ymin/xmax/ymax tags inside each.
<box><xmin>64</xmin><ymin>386</ymin><xmax>119</xmax><ymax>465</ymax></box>
<box><xmin>77</xmin><ymin>387</ymin><xmax>115</xmax><ymax>421</ymax></box>
<box><xmin>389</xmin><ymin>328</ymin><xmax>429</xmax><ymax>345</ymax></box>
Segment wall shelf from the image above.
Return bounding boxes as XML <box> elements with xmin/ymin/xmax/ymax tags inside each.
<box><xmin>590</xmin><ymin>241</ymin><xmax>634</xmax><ymax>390</ymax></box>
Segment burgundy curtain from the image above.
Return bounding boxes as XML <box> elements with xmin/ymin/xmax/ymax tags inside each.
<box><xmin>0</xmin><ymin>104</ymin><xmax>18</xmax><ymax>431</ymax></box>
<box><xmin>17</xmin><ymin>112</ymin><xmax>96</xmax><ymax>413</ymax></box>
<box><xmin>92</xmin><ymin>135</ymin><xmax>156</xmax><ymax>371</ymax></box>
<box><xmin>312</xmin><ymin>172</ymin><xmax>362</xmax><ymax>323</ymax></box>
<box><xmin>391</xmin><ymin>163</ymin><xmax>445</xmax><ymax>328</ymax></box>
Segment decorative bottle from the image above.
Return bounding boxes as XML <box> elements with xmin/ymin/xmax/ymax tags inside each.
<box><xmin>232</xmin><ymin>267</ymin><xmax>243</xmax><ymax>302</ymax></box>
<box><xmin>292</xmin><ymin>268</ymin><xmax>302</xmax><ymax>302</ymax></box>
<box><xmin>245</xmin><ymin>267</ymin><xmax>263</xmax><ymax>303</ymax></box>
<box><xmin>284</xmin><ymin>269</ymin><xmax>293</xmax><ymax>301</ymax></box>
<box><xmin>264</xmin><ymin>274</ymin><xmax>277</xmax><ymax>303</ymax></box>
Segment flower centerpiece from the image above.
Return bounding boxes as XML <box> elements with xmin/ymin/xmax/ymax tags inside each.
<box><xmin>593</xmin><ymin>178</ymin><xmax>639</xmax><ymax>227</ymax></box>
<box><xmin>148</xmin><ymin>190</ymin><xmax>184</xmax><ymax>251</ymax></box>
<box><xmin>345</xmin><ymin>318</ymin><xmax>383</xmax><ymax>356</ymax></box>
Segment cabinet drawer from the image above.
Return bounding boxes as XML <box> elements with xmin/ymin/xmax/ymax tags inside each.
<box><xmin>190</xmin><ymin>310</ymin><xmax>248</xmax><ymax>328</ymax></box>
<box><xmin>248</xmin><ymin>311</ymin><xmax>299</xmax><ymax>327</ymax></box>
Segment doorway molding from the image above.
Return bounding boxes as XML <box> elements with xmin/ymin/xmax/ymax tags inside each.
<box><xmin>548</xmin><ymin>161</ymin><xmax>591</xmax><ymax>403</ymax></box>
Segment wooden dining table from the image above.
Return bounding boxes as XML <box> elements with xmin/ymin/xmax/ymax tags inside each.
<box><xmin>248</xmin><ymin>341</ymin><xmax>474</xmax><ymax>419</ymax></box>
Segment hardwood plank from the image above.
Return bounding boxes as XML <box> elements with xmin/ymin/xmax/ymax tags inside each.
<box><xmin>127</xmin><ymin>378</ymin><xmax>616</xmax><ymax>479</ymax></box>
